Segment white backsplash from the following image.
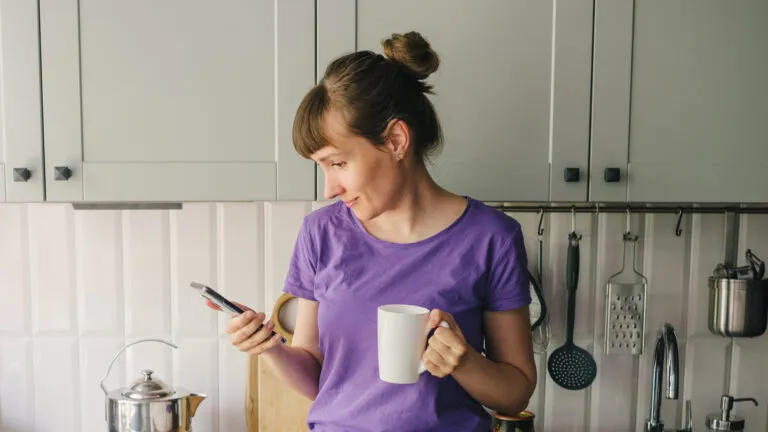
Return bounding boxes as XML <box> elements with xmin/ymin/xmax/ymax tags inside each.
<box><xmin>2</xmin><ymin>202</ymin><xmax>768</xmax><ymax>432</ymax></box>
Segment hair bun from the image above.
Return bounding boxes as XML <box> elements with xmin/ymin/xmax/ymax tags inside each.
<box><xmin>381</xmin><ymin>31</ymin><xmax>439</xmax><ymax>80</ymax></box>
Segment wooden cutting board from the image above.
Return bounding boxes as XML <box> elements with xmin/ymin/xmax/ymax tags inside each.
<box><xmin>246</xmin><ymin>354</ymin><xmax>313</xmax><ymax>431</ymax></box>
<box><xmin>246</xmin><ymin>293</ymin><xmax>313</xmax><ymax>431</ymax></box>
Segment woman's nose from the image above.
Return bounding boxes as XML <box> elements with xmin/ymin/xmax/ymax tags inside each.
<box><xmin>324</xmin><ymin>175</ymin><xmax>343</xmax><ymax>200</ymax></box>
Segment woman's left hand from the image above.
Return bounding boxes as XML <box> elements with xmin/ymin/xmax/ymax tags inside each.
<box><xmin>423</xmin><ymin>309</ymin><xmax>471</xmax><ymax>378</ymax></box>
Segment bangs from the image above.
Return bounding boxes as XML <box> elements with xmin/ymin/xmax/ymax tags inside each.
<box><xmin>292</xmin><ymin>84</ymin><xmax>331</xmax><ymax>159</ymax></box>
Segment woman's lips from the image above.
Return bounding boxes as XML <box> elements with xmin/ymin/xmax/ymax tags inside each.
<box><xmin>344</xmin><ymin>198</ymin><xmax>358</xmax><ymax>207</ymax></box>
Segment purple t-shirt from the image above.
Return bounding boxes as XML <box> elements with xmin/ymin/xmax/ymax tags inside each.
<box><xmin>282</xmin><ymin>197</ymin><xmax>531</xmax><ymax>432</ymax></box>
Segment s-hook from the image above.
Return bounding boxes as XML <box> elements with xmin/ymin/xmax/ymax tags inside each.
<box><xmin>624</xmin><ymin>207</ymin><xmax>638</xmax><ymax>242</ymax></box>
<box><xmin>569</xmin><ymin>206</ymin><xmax>582</xmax><ymax>241</ymax></box>
<box><xmin>537</xmin><ymin>208</ymin><xmax>545</xmax><ymax>237</ymax></box>
<box><xmin>675</xmin><ymin>208</ymin><xmax>684</xmax><ymax>236</ymax></box>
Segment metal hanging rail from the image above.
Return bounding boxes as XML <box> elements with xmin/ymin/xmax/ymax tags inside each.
<box><xmin>488</xmin><ymin>202</ymin><xmax>768</xmax><ymax>214</ymax></box>
<box><xmin>488</xmin><ymin>202</ymin><xmax>768</xmax><ymax>238</ymax></box>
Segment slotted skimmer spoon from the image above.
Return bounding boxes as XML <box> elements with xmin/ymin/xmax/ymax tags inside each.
<box><xmin>547</xmin><ymin>230</ymin><xmax>597</xmax><ymax>390</ymax></box>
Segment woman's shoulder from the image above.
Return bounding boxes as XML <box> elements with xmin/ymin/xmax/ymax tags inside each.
<box><xmin>301</xmin><ymin>200</ymin><xmax>353</xmax><ymax>236</ymax></box>
<box><xmin>463</xmin><ymin>197</ymin><xmax>524</xmax><ymax>242</ymax></box>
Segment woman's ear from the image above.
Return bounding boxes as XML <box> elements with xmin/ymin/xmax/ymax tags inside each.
<box><xmin>384</xmin><ymin>119</ymin><xmax>411</xmax><ymax>161</ymax></box>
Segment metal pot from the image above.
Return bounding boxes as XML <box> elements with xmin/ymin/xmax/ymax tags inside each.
<box><xmin>708</xmin><ymin>277</ymin><xmax>768</xmax><ymax>337</ymax></box>
<box><xmin>100</xmin><ymin>339</ymin><xmax>207</xmax><ymax>432</ymax></box>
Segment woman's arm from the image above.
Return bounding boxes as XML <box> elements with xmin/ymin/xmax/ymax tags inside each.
<box><xmin>423</xmin><ymin>307</ymin><xmax>537</xmax><ymax>415</ymax></box>
<box><xmin>259</xmin><ymin>298</ymin><xmax>324</xmax><ymax>400</ymax></box>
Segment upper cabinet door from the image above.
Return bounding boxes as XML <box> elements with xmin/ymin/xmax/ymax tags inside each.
<box><xmin>591</xmin><ymin>0</ymin><xmax>768</xmax><ymax>203</ymax></box>
<box><xmin>39</xmin><ymin>0</ymin><xmax>315</xmax><ymax>202</ymax></box>
<box><xmin>0</xmin><ymin>1</ymin><xmax>44</xmax><ymax>202</ymax></box>
<box><xmin>316</xmin><ymin>0</ymin><xmax>594</xmax><ymax>202</ymax></box>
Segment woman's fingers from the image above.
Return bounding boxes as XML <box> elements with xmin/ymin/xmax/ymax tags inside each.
<box><xmin>205</xmin><ymin>299</ymin><xmax>222</xmax><ymax>311</ymax></box>
<box><xmin>228</xmin><ymin>311</ymin><xmax>264</xmax><ymax>343</ymax></box>
<box><xmin>245</xmin><ymin>328</ymin><xmax>283</xmax><ymax>356</ymax></box>
<box><xmin>236</xmin><ymin>319</ymin><xmax>276</xmax><ymax>352</ymax></box>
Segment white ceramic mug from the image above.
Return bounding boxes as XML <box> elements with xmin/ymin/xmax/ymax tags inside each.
<box><xmin>377</xmin><ymin>304</ymin><xmax>450</xmax><ymax>384</ymax></box>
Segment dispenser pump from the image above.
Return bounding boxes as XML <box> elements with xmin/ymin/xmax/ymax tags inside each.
<box><xmin>705</xmin><ymin>394</ymin><xmax>758</xmax><ymax>431</ymax></box>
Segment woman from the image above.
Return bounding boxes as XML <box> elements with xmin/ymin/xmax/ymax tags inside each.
<box><xmin>218</xmin><ymin>31</ymin><xmax>536</xmax><ymax>431</ymax></box>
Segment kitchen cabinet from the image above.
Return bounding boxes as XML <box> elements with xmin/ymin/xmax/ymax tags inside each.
<box><xmin>0</xmin><ymin>0</ymin><xmax>45</xmax><ymax>203</ymax></box>
<box><xmin>316</xmin><ymin>0</ymin><xmax>594</xmax><ymax>202</ymax></box>
<box><xmin>39</xmin><ymin>0</ymin><xmax>316</xmax><ymax>202</ymax></box>
<box><xmin>591</xmin><ymin>0</ymin><xmax>768</xmax><ymax>203</ymax></box>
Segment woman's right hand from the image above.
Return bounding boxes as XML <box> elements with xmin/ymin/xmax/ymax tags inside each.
<box><xmin>207</xmin><ymin>300</ymin><xmax>283</xmax><ymax>356</ymax></box>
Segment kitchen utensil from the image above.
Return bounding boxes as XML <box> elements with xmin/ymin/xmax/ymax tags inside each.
<box><xmin>705</xmin><ymin>394</ymin><xmax>758</xmax><ymax>431</ymax></box>
<box><xmin>532</xmin><ymin>227</ymin><xmax>551</xmax><ymax>353</ymax></box>
<box><xmin>547</xmin><ymin>231</ymin><xmax>597</xmax><ymax>390</ymax></box>
<box><xmin>682</xmin><ymin>400</ymin><xmax>693</xmax><ymax>432</ymax></box>
<box><xmin>708</xmin><ymin>277</ymin><xmax>768</xmax><ymax>337</ymax></box>
<box><xmin>529</xmin><ymin>270</ymin><xmax>546</xmax><ymax>331</ymax></box>
<box><xmin>713</xmin><ymin>263</ymin><xmax>752</xmax><ymax>279</ymax></box>
<box><xmin>712</xmin><ymin>249</ymin><xmax>765</xmax><ymax>280</ymax></box>
<box><xmin>604</xmin><ymin>233</ymin><xmax>648</xmax><ymax>355</ymax></box>
<box><xmin>745</xmin><ymin>249</ymin><xmax>764</xmax><ymax>280</ymax></box>
<box><xmin>100</xmin><ymin>338</ymin><xmax>207</xmax><ymax>432</ymax></box>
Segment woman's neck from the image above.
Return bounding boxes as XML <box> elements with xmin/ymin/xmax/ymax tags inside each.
<box><xmin>362</xmin><ymin>168</ymin><xmax>467</xmax><ymax>244</ymax></box>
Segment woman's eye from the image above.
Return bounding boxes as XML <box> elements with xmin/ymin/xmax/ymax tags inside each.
<box><xmin>330</xmin><ymin>162</ymin><xmax>346</xmax><ymax>168</ymax></box>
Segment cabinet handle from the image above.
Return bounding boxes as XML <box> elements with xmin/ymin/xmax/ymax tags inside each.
<box><xmin>13</xmin><ymin>168</ymin><xmax>32</xmax><ymax>182</ymax></box>
<box><xmin>604</xmin><ymin>167</ymin><xmax>621</xmax><ymax>183</ymax></box>
<box><xmin>563</xmin><ymin>167</ymin><xmax>580</xmax><ymax>183</ymax></box>
<box><xmin>54</xmin><ymin>166</ymin><xmax>73</xmax><ymax>181</ymax></box>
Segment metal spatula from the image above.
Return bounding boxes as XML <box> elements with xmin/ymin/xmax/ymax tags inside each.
<box><xmin>547</xmin><ymin>232</ymin><xmax>597</xmax><ymax>390</ymax></box>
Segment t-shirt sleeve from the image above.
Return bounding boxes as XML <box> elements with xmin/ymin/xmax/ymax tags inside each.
<box><xmin>282</xmin><ymin>217</ymin><xmax>317</xmax><ymax>301</ymax></box>
<box><xmin>485</xmin><ymin>226</ymin><xmax>532</xmax><ymax>312</ymax></box>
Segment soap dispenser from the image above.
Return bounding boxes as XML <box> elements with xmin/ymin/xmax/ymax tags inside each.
<box><xmin>705</xmin><ymin>394</ymin><xmax>758</xmax><ymax>431</ymax></box>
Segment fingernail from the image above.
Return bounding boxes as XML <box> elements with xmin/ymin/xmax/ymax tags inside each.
<box><xmin>259</xmin><ymin>313</ymin><xmax>266</xmax><ymax>320</ymax></box>
<box><xmin>267</xmin><ymin>321</ymin><xmax>274</xmax><ymax>329</ymax></box>
<box><xmin>245</xmin><ymin>311</ymin><xmax>255</xmax><ymax>318</ymax></box>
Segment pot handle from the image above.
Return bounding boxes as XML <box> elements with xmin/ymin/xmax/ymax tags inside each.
<box><xmin>100</xmin><ymin>338</ymin><xmax>178</xmax><ymax>396</ymax></box>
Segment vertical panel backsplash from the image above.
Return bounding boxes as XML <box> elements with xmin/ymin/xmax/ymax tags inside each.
<box><xmin>123</xmin><ymin>210</ymin><xmax>172</xmax><ymax>340</ymax></box>
<box><xmin>216</xmin><ymin>203</ymin><xmax>263</xmax><ymax>432</ymax></box>
<box><xmin>28</xmin><ymin>204</ymin><xmax>77</xmax><ymax>336</ymax></box>
<box><xmin>75</xmin><ymin>210</ymin><xmax>123</xmax><ymax>337</ymax></box>
<box><xmin>0</xmin><ymin>205</ymin><xmax>30</xmax><ymax>336</ymax></box>
<box><xmin>2</xmin><ymin>202</ymin><xmax>768</xmax><ymax>432</ymax></box>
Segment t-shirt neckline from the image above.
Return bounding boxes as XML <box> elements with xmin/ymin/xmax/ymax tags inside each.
<box><xmin>346</xmin><ymin>196</ymin><xmax>475</xmax><ymax>249</ymax></box>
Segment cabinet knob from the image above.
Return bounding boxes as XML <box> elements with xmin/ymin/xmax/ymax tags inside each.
<box><xmin>563</xmin><ymin>167</ymin><xmax>580</xmax><ymax>183</ymax></box>
<box><xmin>604</xmin><ymin>167</ymin><xmax>621</xmax><ymax>183</ymax></box>
<box><xmin>13</xmin><ymin>168</ymin><xmax>32</xmax><ymax>182</ymax></box>
<box><xmin>54</xmin><ymin>166</ymin><xmax>73</xmax><ymax>181</ymax></box>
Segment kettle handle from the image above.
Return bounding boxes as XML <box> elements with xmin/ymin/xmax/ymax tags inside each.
<box><xmin>100</xmin><ymin>338</ymin><xmax>178</xmax><ymax>395</ymax></box>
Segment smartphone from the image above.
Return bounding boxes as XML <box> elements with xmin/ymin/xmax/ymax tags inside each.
<box><xmin>190</xmin><ymin>281</ymin><xmax>279</xmax><ymax>340</ymax></box>
<box><xmin>190</xmin><ymin>281</ymin><xmax>246</xmax><ymax>314</ymax></box>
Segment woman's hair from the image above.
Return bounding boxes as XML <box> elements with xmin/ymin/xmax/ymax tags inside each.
<box><xmin>292</xmin><ymin>31</ymin><xmax>444</xmax><ymax>164</ymax></box>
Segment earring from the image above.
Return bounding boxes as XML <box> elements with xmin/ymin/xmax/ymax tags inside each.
<box><xmin>396</xmin><ymin>153</ymin><xmax>403</xmax><ymax>161</ymax></box>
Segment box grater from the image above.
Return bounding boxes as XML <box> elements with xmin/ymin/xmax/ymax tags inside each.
<box><xmin>604</xmin><ymin>235</ymin><xmax>648</xmax><ymax>355</ymax></box>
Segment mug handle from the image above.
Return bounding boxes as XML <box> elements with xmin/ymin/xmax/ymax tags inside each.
<box><xmin>418</xmin><ymin>320</ymin><xmax>450</xmax><ymax>374</ymax></box>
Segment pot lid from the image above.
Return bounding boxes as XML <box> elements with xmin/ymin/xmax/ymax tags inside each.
<box><xmin>122</xmin><ymin>369</ymin><xmax>174</xmax><ymax>400</ymax></box>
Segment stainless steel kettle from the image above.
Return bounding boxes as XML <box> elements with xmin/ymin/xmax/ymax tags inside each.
<box><xmin>100</xmin><ymin>339</ymin><xmax>207</xmax><ymax>432</ymax></box>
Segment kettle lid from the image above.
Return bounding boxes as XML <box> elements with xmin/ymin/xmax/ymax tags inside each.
<box><xmin>121</xmin><ymin>369</ymin><xmax>174</xmax><ymax>400</ymax></box>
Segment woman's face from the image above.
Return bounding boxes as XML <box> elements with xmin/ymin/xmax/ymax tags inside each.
<box><xmin>311</xmin><ymin>110</ymin><xmax>408</xmax><ymax>222</ymax></box>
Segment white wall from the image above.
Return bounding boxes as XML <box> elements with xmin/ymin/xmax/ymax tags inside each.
<box><xmin>1</xmin><ymin>202</ymin><xmax>767</xmax><ymax>432</ymax></box>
